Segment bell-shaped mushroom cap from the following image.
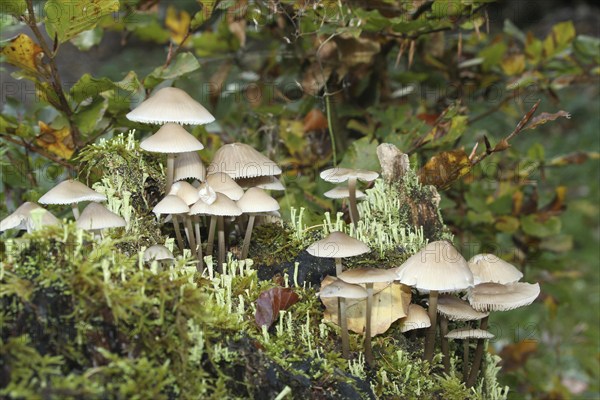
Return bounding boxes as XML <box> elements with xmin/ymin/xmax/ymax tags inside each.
<box><xmin>152</xmin><ymin>195</ymin><xmax>190</xmax><ymax>216</ymax></box>
<box><xmin>396</xmin><ymin>241</ymin><xmax>473</xmax><ymax>293</ymax></box>
<box><xmin>169</xmin><ymin>181</ymin><xmax>200</xmax><ymax>205</ymax></box>
<box><xmin>320</xmin><ymin>167</ymin><xmax>379</xmax><ymax>183</ymax></box>
<box><xmin>140</xmin><ymin>123</ymin><xmax>204</xmax><ymax>154</ymax></box>
<box><xmin>324</xmin><ymin>186</ymin><xmax>366</xmax><ymax>200</ymax></box>
<box><xmin>400</xmin><ymin>304</ymin><xmax>431</xmax><ymax>333</ymax></box>
<box><xmin>76</xmin><ymin>203</ymin><xmax>126</xmax><ymax>230</ymax></box>
<box><xmin>189</xmin><ymin>193</ymin><xmax>242</xmax><ymax>217</ymax></box>
<box><xmin>445</xmin><ymin>328</ymin><xmax>494</xmax><ymax>340</ymax></box>
<box><xmin>437</xmin><ymin>294</ymin><xmax>489</xmax><ymax>321</ymax></box>
<box><xmin>468</xmin><ymin>282</ymin><xmax>540</xmax><ymax>312</ymax></box>
<box><xmin>338</xmin><ymin>268</ymin><xmax>397</xmax><ymax>284</ymax></box>
<box><xmin>210</xmin><ymin>143</ymin><xmax>282</xmax><ymax>179</ymax></box>
<box><xmin>143</xmin><ymin>244</ymin><xmax>174</xmax><ymax>262</ymax></box>
<box><xmin>0</xmin><ymin>202</ymin><xmax>60</xmax><ymax>232</ymax></box>
<box><xmin>204</xmin><ymin>172</ymin><xmax>244</xmax><ymax>200</ymax></box>
<box><xmin>198</xmin><ymin>183</ymin><xmax>217</xmax><ymax>205</ymax></box>
<box><xmin>318</xmin><ymin>278</ymin><xmax>368</xmax><ymax>299</ymax></box>
<box><xmin>468</xmin><ymin>253</ymin><xmax>523</xmax><ymax>285</ymax></box>
<box><xmin>39</xmin><ymin>180</ymin><xmax>107</xmax><ymax>205</ymax></box>
<box><xmin>306</xmin><ymin>231</ymin><xmax>370</xmax><ymax>259</ymax></box>
<box><xmin>237</xmin><ymin>187</ymin><xmax>280</xmax><ymax>214</ymax></box>
<box><xmin>236</xmin><ymin>175</ymin><xmax>285</xmax><ymax>191</ymax></box>
<box><xmin>126</xmin><ymin>87</ymin><xmax>215</xmax><ymax>125</ymax></box>
<box><xmin>174</xmin><ymin>151</ymin><xmax>206</xmax><ymax>182</ymax></box>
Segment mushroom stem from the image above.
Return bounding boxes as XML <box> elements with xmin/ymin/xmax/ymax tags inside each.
<box><xmin>463</xmin><ymin>339</ymin><xmax>470</xmax><ymax>381</ymax></box>
<box><xmin>335</xmin><ymin>257</ymin><xmax>343</xmax><ymax>276</ymax></box>
<box><xmin>206</xmin><ymin>216</ymin><xmax>217</xmax><ymax>257</ymax></box>
<box><xmin>466</xmin><ymin>316</ymin><xmax>489</xmax><ymax>387</ymax></box>
<box><xmin>184</xmin><ymin>216</ymin><xmax>197</xmax><ymax>255</ymax></box>
<box><xmin>166</xmin><ymin>154</ymin><xmax>175</xmax><ymax>193</ymax></box>
<box><xmin>424</xmin><ymin>289</ymin><xmax>439</xmax><ymax>362</ymax></box>
<box><xmin>364</xmin><ymin>282</ymin><xmax>375</xmax><ymax>367</ymax></box>
<box><xmin>171</xmin><ymin>215</ymin><xmax>185</xmax><ymax>251</ymax></box>
<box><xmin>440</xmin><ymin>315</ymin><xmax>450</xmax><ymax>373</ymax></box>
<box><xmin>194</xmin><ymin>216</ymin><xmax>203</xmax><ymax>271</ymax></box>
<box><xmin>241</xmin><ymin>214</ymin><xmax>256</xmax><ymax>259</ymax></box>
<box><xmin>339</xmin><ymin>297</ymin><xmax>350</xmax><ymax>359</ymax></box>
<box><xmin>347</xmin><ymin>176</ymin><xmax>359</xmax><ymax>224</ymax></box>
<box><xmin>217</xmin><ymin>216</ymin><xmax>225</xmax><ymax>272</ymax></box>
<box><xmin>70</xmin><ymin>203</ymin><xmax>80</xmax><ymax>220</ymax></box>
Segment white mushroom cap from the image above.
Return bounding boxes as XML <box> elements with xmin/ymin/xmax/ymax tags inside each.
<box><xmin>468</xmin><ymin>282</ymin><xmax>541</xmax><ymax>312</ymax></box>
<box><xmin>437</xmin><ymin>294</ymin><xmax>489</xmax><ymax>321</ymax></box>
<box><xmin>204</xmin><ymin>172</ymin><xmax>244</xmax><ymax>200</ymax></box>
<box><xmin>210</xmin><ymin>143</ymin><xmax>282</xmax><ymax>179</ymax></box>
<box><xmin>198</xmin><ymin>183</ymin><xmax>217</xmax><ymax>205</ymax></box>
<box><xmin>174</xmin><ymin>151</ymin><xmax>206</xmax><ymax>182</ymax></box>
<box><xmin>306</xmin><ymin>231</ymin><xmax>370</xmax><ymax>259</ymax></box>
<box><xmin>324</xmin><ymin>186</ymin><xmax>366</xmax><ymax>199</ymax></box>
<box><xmin>39</xmin><ymin>180</ymin><xmax>107</xmax><ymax>205</ymax></box>
<box><xmin>468</xmin><ymin>253</ymin><xmax>523</xmax><ymax>285</ymax></box>
<box><xmin>318</xmin><ymin>278</ymin><xmax>368</xmax><ymax>299</ymax></box>
<box><xmin>169</xmin><ymin>181</ymin><xmax>200</xmax><ymax>205</ymax></box>
<box><xmin>445</xmin><ymin>327</ymin><xmax>495</xmax><ymax>340</ymax></box>
<box><xmin>400</xmin><ymin>304</ymin><xmax>431</xmax><ymax>333</ymax></box>
<box><xmin>236</xmin><ymin>175</ymin><xmax>285</xmax><ymax>191</ymax></box>
<box><xmin>143</xmin><ymin>244</ymin><xmax>174</xmax><ymax>262</ymax></box>
<box><xmin>0</xmin><ymin>202</ymin><xmax>60</xmax><ymax>232</ymax></box>
<box><xmin>338</xmin><ymin>268</ymin><xmax>397</xmax><ymax>284</ymax></box>
<box><xmin>189</xmin><ymin>193</ymin><xmax>242</xmax><ymax>217</ymax></box>
<box><xmin>76</xmin><ymin>203</ymin><xmax>126</xmax><ymax>230</ymax></box>
<box><xmin>396</xmin><ymin>241</ymin><xmax>473</xmax><ymax>293</ymax></box>
<box><xmin>320</xmin><ymin>167</ymin><xmax>379</xmax><ymax>183</ymax></box>
<box><xmin>140</xmin><ymin>123</ymin><xmax>204</xmax><ymax>154</ymax></box>
<box><xmin>237</xmin><ymin>187</ymin><xmax>280</xmax><ymax>214</ymax></box>
<box><xmin>152</xmin><ymin>195</ymin><xmax>190</xmax><ymax>216</ymax></box>
<box><xmin>126</xmin><ymin>87</ymin><xmax>215</xmax><ymax>125</ymax></box>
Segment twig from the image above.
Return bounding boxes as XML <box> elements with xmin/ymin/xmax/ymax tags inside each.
<box><xmin>0</xmin><ymin>133</ymin><xmax>77</xmax><ymax>171</ymax></box>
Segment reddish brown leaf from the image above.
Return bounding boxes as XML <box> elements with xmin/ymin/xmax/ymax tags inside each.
<box><xmin>303</xmin><ymin>109</ymin><xmax>328</xmax><ymax>132</ymax></box>
<box><xmin>255</xmin><ymin>287</ymin><xmax>299</xmax><ymax>328</ymax></box>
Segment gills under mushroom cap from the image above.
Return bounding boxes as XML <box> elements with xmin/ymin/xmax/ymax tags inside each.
<box><xmin>320</xmin><ymin>167</ymin><xmax>379</xmax><ymax>183</ymax></box>
<box><xmin>468</xmin><ymin>282</ymin><xmax>540</xmax><ymax>312</ymax></box>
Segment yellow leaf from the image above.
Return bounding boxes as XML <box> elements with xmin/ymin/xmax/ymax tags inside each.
<box><xmin>36</xmin><ymin>121</ymin><xmax>75</xmax><ymax>159</ymax></box>
<box><xmin>1</xmin><ymin>34</ymin><xmax>44</xmax><ymax>75</ymax></box>
<box><xmin>418</xmin><ymin>149</ymin><xmax>471</xmax><ymax>189</ymax></box>
<box><xmin>501</xmin><ymin>54</ymin><xmax>525</xmax><ymax>75</ymax></box>
<box><xmin>166</xmin><ymin>6</ymin><xmax>191</xmax><ymax>45</ymax></box>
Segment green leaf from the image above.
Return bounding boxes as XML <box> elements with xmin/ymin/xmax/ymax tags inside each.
<box><xmin>503</xmin><ymin>19</ymin><xmax>526</xmax><ymax>43</ymax></box>
<box><xmin>71</xmin><ymin>74</ymin><xmax>115</xmax><ymax>103</ymax></box>
<box><xmin>521</xmin><ymin>214</ymin><xmax>561</xmax><ymax>238</ymax></box>
<box><xmin>73</xmin><ymin>98</ymin><xmax>108</xmax><ymax>135</ymax></box>
<box><xmin>543</xmin><ymin>21</ymin><xmax>575</xmax><ymax>58</ymax></box>
<box><xmin>573</xmin><ymin>35</ymin><xmax>600</xmax><ymax>63</ymax></box>
<box><xmin>354</xmin><ymin>9</ymin><xmax>390</xmax><ymax>31</ymax></box>
<box><xmin>1</xmin><ymin>0</ymin><xmax>26</xmax><ymax>17</ymax></box>
<box><xmin>478</xmin><ymin>42</ymin><xmax>507</xmax><ymax>71</ymax></box>
<box><xmin>145</xmin><ymin>52</ymin><xmax>200</xmax><ymax>88</ymax></box>
<box><xmin>339</xmin><ymin>137</ymin><xmax>380</xmax><ymax>172</ymax></box>
<box><xmin>70</xmin><ymin>27</ymin><xmax>103</xmax><ymax>50</ymax></box>
<box><xmin>44</xmin><ymin>0</ymin><xmax>119</xmax><ymax>43</ymax></box>
<box><xmin>467</xmin><ymin>210</ymin><xmax>494</xmax><ymax>224</ymax></box>
<box><xmin>495</xmin><ymin>216</ymin><xmax>520</xmax><ymax>233</ymax></box>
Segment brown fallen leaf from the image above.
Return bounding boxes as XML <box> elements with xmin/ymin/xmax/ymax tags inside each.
<box><xmin>36</xmin><ymin>121</ymin><xmax>74</xmax><ymax>160</ymax></box>
<box><xmin>320</xmin><ymin>276</ymin><xmax>410</xmax><ymax>336</ymax></box>
<box><xmin>418</xmin><ymin>149</ymin><xmax>471</xmax><ymax>189</ymax></box>
<box><xmin>1</xmin><ymin>34</ymin><xmax>45</xmax><ymax>75</ymax></box>
<box><xmin>255</xmin><ymin>287</ymin><xmax>300</xmax><ymax>328</ymax></box>
<box><xmin>499</xmin><ymin>340</ymin><xmax>538</xmax><ymax>372</ymax></box>
<box><xmin>303</xmin><ymin>109</ymin><xmax>328</xmax><ymax>132</ymax></box>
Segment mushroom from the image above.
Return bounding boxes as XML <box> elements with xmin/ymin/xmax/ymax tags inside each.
<box><xmin>318</xmin><ymin>277</ymin><xmax>368</xmax><ymax>359</ymax></box>
<box><xmin>189</xmin><ymin>193</ymin><xmax>241</xmax><ymax>271</ymax></box>
<box><xmin>76</xmin><ymin>203</ymin><xmax>126</xmax><ymax>238</ymax></box>
<box><xmin>236</xmin><ymin>187</ymin><xmax>280</xmax><ymax>259</ymax></box>
<box><xmin>306</xmin><ymin>231</ymin><xmax>370</xmax><ymax>276</ymax></box>
<box><xmin>203</xmin><ymin>172</ymin><xmax>244</xmax><ymax>201</ymax></box>
<box><xmin>466</xmin><ymin>281</ymin><xmax>540</xmax><ymax>386</ymax></box>
<box><xmin>320</xmin><ymin>168</ymin><xmax>378</xmax><ymax>224</ymax></box>
<box><xmin>324</xmin><ymin>186</ymin><xmax>366</xmax><ymax>201</ymax></box>
<box><xmin>169</xmin><ymin>181</ymin><xmax>201</xmax><ymax>254</ymax></box>
<box><xmin>38</xmin><ymin>179</ymin><xmax>107</xmax><ymax>220</ymax></box>
<box><xmin>1</xmin><ymin>202</ymin><xmax>60</xmax><ymax>233</ymax></box>
<box><xmin>140</xmin><ymin>123</ymin><xmax>205</xmax><ymax>193</ymax></box>
<box><xmin>126</xmin><ymin>86</ymin><xmax>215</xmax><ymax>125</ymax></box>
<box><xmin>436</xmin><ymin>295</ymin><xmax>489</xmax><ymax>373</ymax></box>
<box><xmin>400</xmin><ymin>304</ymin><xmax>431</xmax><ymax>334</ymax></box>
<box><xmin>152</xmin><ymin>194</ymin><xmax>190</xmax><ymax>251</ymax></box>
<box><xmin>445</xmin><ymin>328</ymin><xmax>495</xmax><ymax>381</ymax></box>
<box><xmin>210</xmin><ymin>142</ymin><xmax>281</xmax><ymax>179</ymax></box>
<box><xmin>395</xmin><ymin>241</ymin><xmax>473</xmax><ymax>362</ymax></box>
<box><xmin>468</xmin><ymin>253</ymin><xmax>523</xmax><ymax>285</ymax></box>
<box><xmin>236</xmin><ymin>175</ymin><xmax>285</xmax><ymax>191</ymax></box>
<box><xmin>143</xmin><ymin>244</ymin><xmax>174</xmax><ymax>270</ymax></box>
<box><xmin>338</xmin><ymin>268</ymin><xmax>397</xmax><ymax>366</ymax></box>
<box><xmin>173</xmin><ymin>151</ymin><xmax>206</xmax><ymax>183</ymax></box>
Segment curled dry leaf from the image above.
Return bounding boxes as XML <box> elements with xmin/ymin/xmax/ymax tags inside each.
<box><xmin>255</xmin><ymin>287</ymin><xmax>300</xmax><ymax>328</ymax></box>
<box><xmin>527</xmin><ymin>110</ymin><xmax>571</xmax><ymax>130</ymax></box>
<box><xmin>418</xmin><ymin>149</ymin><xmax>471</xmax><ymax>189</ymax></box>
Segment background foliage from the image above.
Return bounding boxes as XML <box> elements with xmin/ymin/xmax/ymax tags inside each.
<box><xmin>1</xmin><ymin>0</ymin><xmax>598</xmax><ymax>398</ymax></box>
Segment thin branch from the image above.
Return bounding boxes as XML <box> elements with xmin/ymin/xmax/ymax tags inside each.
<box><xmin>1</xmin><ymin>133</ymin><xmax>77</xmax><ymax>171</ymax></box>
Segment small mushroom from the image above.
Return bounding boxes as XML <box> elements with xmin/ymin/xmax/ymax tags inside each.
<box><xmin>236</xmin><ymin>188</ymin><xmax>280</xmax><ymax>259</ymax></box>
<box><xmin>338</xmin><ymin>268</ymin><xmax>397</xmax><ymax>367</ymax></box>
<box><xmin>38</xmin><ymin>179</ymin><xmax>106</xmax><ymax>220</ymax></box>
<box><xmin>320</xmin><ymin>168</ymin><xmax>378</xmax><ymax>224</ymax></box>
<box><xmin>173</xmin><ymin>151</ymin><xmax>206</xmax><ymax>183</ymax></box>
<box><xmin>306</xmin><ymin>231</ymin><xmax>370</xmax><ymax>276</ymax></box>
<box><xmin>319</xmin><ymin>278</ymin><xmax>368</xmax><ymax>359</ymax></box>
<box><xmin>203</xmin><ymin>172</ymin><xmax>244</xmax><ymax>201</ymax></box>
<box><xmin>143</xmin><ymin>244</ymin><xmax>174</xmax><ymax>270</ymax></box>
<box><xmin>445</xmin><ymin>327</ymin><xmax>495</xmax><ymax>382</ymax></box>
<box><xmin>468</xmin><ymin>253</ymin><xmax>523</xmax><ymax>285</ymax></box>
<box><xmin>396</xmin><ymin>241</ymin><xmax>473</xmax><ymax>362</ymax></box>
<box><xmin>400</xmin><ymin>304</ymin><xmax>431</xmax><ymax>334</ymax></box>
<box><xmin>152</xmin><ymin>194</ymin><xmax>190</xmax><ymax>251</ymax></box>
<box><xmin>236</xmin><ymin>175</ymin><xmax>285</xmax><ymax>191</ymax></box>
<box><xmin>0</xmin><ymin>202</ymin><xmax>60</xmax><ymax>233</ymax></box>
<box><xmin>210</xmin><ymin>142</ymin><xmax>281</xmax><ymax>179</ymax></box>
<box><xmin>169</xmin><ymin>181</ymin><xmax>201</xmax><ymax>255</ymax></box>
<box><xmin>76</xmin><ymin>203</ymin><xmax>126</xmax><ymax>238</ymax></box>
